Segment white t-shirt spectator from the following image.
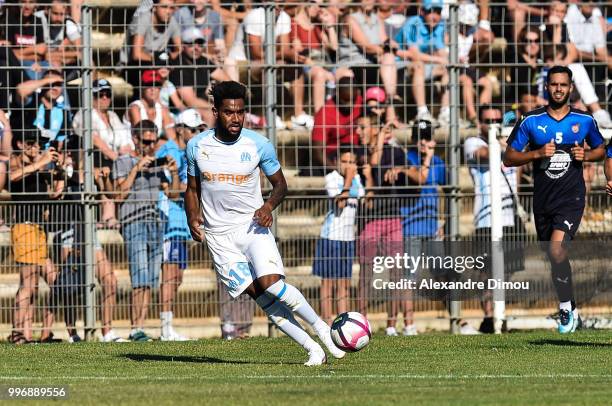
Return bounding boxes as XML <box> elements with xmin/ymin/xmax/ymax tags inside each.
<box><xmin>320</xmin><ymin>170</ymin><xmax>365</xmax><ymax>241</ymax></box>
<box><xmin>565</xmin><ymin>4</ymin><xmax>606</xmax><ymax>54</ymax></box>
<box><xmin>228</xmin><ymin>7</ymin><xmax>291</xmax><ymax>62</ymax></box>
<box><xmin>72</xmin><ymin>108</ymin><xmax>133</xmax><ymax>152</ymax></box>
<box><xmin>464</xmin><ymin>136</ymin><xmax>516</xmax><ymax>229</ymax></box>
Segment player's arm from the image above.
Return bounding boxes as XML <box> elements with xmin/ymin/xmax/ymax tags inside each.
<box><xmin>185</xmin><ymin>173</ymin><xmax>204</xmax><ymax>242</ymax></box>
<box><xmin>503</xmin><ymin>118</ymin><xmax>555</xmax><ymax>167</ymax></box>
<box><xmin>254</xmin><ymin>169</ymin><xmax>288</xmax><ymax>228</ymax></box>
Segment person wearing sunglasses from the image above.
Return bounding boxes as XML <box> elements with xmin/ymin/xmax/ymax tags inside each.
<box><xmin>112</xmin><ymin>119</ymin><xmax>180</xmax><ymax>342</ymax></box>
<box><xmin>463</xmin><ymin>105</ymin><xmax>522</xmax><ymax>334</ymax></box>
<box><xmin>395</xmin><ymin>0</ymin><xmax>450</xmax><ymax>126</ymax></box>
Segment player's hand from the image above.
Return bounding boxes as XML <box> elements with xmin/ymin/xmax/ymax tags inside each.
<box><xmin>136</xmin><ymin>156</ymin><xmax>154</xmax><ymax>171</ymax></box>
<box><xmin>188</xmin><ymin>216</ymin><xmax>205</xmax><ymax>242</ymax></box>
<box><xmin>538</xmin><ymin>139</ymin><xmax>556</xmax><ymax>159</ymax></box>
<box><xmin>571</xmin><ymin>141</ymin><xmax>585</xmax><ymax>161</ymax></box>
<box><xmin>253</xmin><ymin>204</ymin><xmax>273</xmax><ymax>227</ymax></box>
<box><xmin>606</xmin><ymin>180</ymin><xmax>612</xmax><ymax>196</ymax></box>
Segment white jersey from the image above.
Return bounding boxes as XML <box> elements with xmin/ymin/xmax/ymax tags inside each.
<box><xmin>186</xmin><ymin>128</ymin><xmax>281</xmax><ymax>235</ymax></box>
<box><xmin>320</xmin><ymin>170</ymin><xmax>364</xmax><ymax>241</ymax></box>
<box><xmin>464</xmin><ymin>136</ymin><xmax>516</xmax><ymax>229</ymax></box>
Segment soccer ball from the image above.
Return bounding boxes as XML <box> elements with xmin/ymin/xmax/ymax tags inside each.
<box><xmin>330</xmin><ymin>312</ymin><xmax>372</xmax><ymax>352</ymax></box>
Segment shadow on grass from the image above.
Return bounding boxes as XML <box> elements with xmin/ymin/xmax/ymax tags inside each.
<box><xmin>121</xmin><ymin>353</ymin><xmax>302</xmax><ymax>365</ymax></box>
<box><xmin>529</xmin><ymin>339</ymin><xmax>612</xmax><ymax>348</ymax></box>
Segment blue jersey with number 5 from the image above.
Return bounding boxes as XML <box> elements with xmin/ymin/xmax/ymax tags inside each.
<box><xmin>507</xmin><ymin>107</ymin><xmax>604</xmax><ymax>213</ymax></box>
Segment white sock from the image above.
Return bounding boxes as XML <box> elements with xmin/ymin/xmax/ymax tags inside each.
<box><xmin>161</xmin><ymin>311</ymin><xmax>173</xmax><ymax>336</ymax></box>
<box><xmin>439</xmin><ymin>106</ymin><xmax>450</xmax><ymax>114</ymax></box>
<box><xmin>265</xmin><ymin>280</ymin><xmax>321</xmax><ymax>327</ymax></box>
<box><xmin>255</xmin><ymin>294</ymin><xmax>317</xmax><ymax>351</ymax></box>
<box><xmin>559</xmin><ymin>301</ymin><xmax>572</xmax><ymax>312</ymax></box>
<box><xmin>417</xmin><ymin>106</ymin><xmax>429</xmax><ymax>115</ymax></box>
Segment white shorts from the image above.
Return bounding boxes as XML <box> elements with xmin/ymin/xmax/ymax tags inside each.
<box><xmin>205</xmin><ymin>220</ymin><xmax>284</xmax><ymax>298</ymax></box>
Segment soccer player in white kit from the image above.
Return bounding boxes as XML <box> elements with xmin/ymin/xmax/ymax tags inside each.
<box><xmin>185</xmin><ymin>81</ymin><xmax>344</xmax><ymax>366</ymax></box>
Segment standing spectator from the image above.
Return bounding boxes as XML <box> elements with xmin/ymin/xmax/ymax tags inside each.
<box><xmin>124</xmin><ymin>0</ymin><xmax>181</xmax><ymax>86</ymax></box>
<box><xmin>338</xmin><ymin>0</ymin><xmax>402</xmax><ymax>126</ymax></box>
<box><xmin>156</xmin><ymin>109</ymin><xmax>204</xmax><ymax>341</ymax></box>
<box><xmin>112</xmin><ymin>120</ymin><xmax>181</xmax><ymax>342</ymax></box>
<box><xmin>125</xmin><ymin>69</ymin><xmax>177</xmax><ymax>141</ymax></box>
<box><xmin>395</xmin><ymin>0</ymin><xmax>450</xmax><ymax>125</ymax></box>
<box><xmin>463</xmin><ymin>105</ymin><xmax>520</xmax><ymax>334</ymax></box>
<box><xmin>170</xmin><ymin>27</ymin><xmax>231</xmax><ymax>127</ymax></box>
<box><xmin>311</xmin><ymin>77</ymin><xmax>363</xmax><ymax>174</ymax></box>
<box><xmin>173</xmin><ymin>0</ymin><xmax>238</xmax><ymax>81</ymax></box>
<box><xmin>73</xmin><ymin>79</ymin><xmax>133</xmax><ymax>229</ymax></box>
<box><xmin>227</xmin><ymin>3</ymin><xmax>309</xmax><ymax>129</ymax></box>
<box><xmin>356</xmin><ymin>113</ymin><xmax>432</xmax><ymax>335</ymax></box>
<box><xmin>8</xmin><ymin>131</ymin><xmax>62</xmax><ymax>344</ymax></box>
<box><xmin>36</xmin><ymin>0</ymin><xmax>82</xmax><ymax>68</ymax></box>
<box><xmin>313</xmin><ymin>147</ymin><xmax>365</xmax><ymax>324</ymax></box>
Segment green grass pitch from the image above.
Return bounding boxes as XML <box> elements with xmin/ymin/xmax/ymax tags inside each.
<box><xmin>0</xmin><ymin>331</ymin><xmax>610</xmax><ymax>405</ymax></box>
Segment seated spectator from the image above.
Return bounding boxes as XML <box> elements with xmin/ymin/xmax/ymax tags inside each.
<box><xmin>542</xmin><ymin>1</ymin><xmax>612</xmax><ymax>128</ymax></box>
<box><xmin>311</xmin><ymin>77</ymin><xmax>362</xmax><ymax>174</ymax></box>
<box><xmin>506</xmin><ymin>26</ymin><xmax>543</xmax><ymax>106</ymax></box>
<box><xmin>314</xmin><ymin>147</ymin><xmax>364</xmax><ymax>324</ymax></box>
<box><xmin>227</xmin><ymin>3</ymin><xmax>310</xmax><ymax>129</ymax></box>
<box><xmin>2</xmin><ymin>0</ymin><xmax>47</xmax><ymax>79</ymax></box>
<box><xmin>13</xmin><ymin>69</ymin><xmax>71</xmax><ymax>149</ymax></box>
<box><xmin>507</xmin><ymin>0</ymin><xmax>548</xmax><ymax>42</ymax></box>
<box><xmin>502</xmin><ymin>86</ymin><xmax>542</xmax><ymax>127</ymax></box>
<box><xmin>112</xmin><ymin>119</ymin><xmax>181</xmax><ymax>342</ymax></box>
<box><xmin>124</xmin><ymin>0</ymin><xmax>181</xmax><ymax>86</ymax></box>
<box><xmin>338</xmin><ymin>0</ymin><xmax>402</xmax><ymax>126</ymax></box>
<box><xmin>173</xmin><ymin>0</ymin><xmax>238</xmax><ymax>81</ymax></box>
<box><xmin>73</xmin><ymin>79</ymin><xmax>133</xmax><ymax>228</ymax></box>
<box><xmin>458</xmin><ymin>2</ymin><xmax>493</xmax><ymax>127</ymax></box>
<box><xmin>377</xmin><ymin>0</ymin><xmax>407</xmax><ymax>41</ymax></box>
<box><xmin>211</xmin><ymin>0</ymin><xmax>252</xmax><ymax>50</ymax></box>
<box><xmin>157</xmin><ymin>67</ymin><xmax>186</xmax><ymax>113</ymax></box>
<box><xmin>125</xmin><ymin>69</ymin><xmax>177</xmax><ymax>141</ymax></box>
<box><xmin>565</xmin><ymin>2</ymin><xmax>612</xmax><ymax>69</ymax></box>
<box><xmin>395</xmin><ymin>0</ymin><xmax>450</xmax><ymax>125</ymax></box>
<box><xmin>170</xmin><ymin>27</ymin><xmax>231</xmax><ymax>126</ymax></box>
<box><xmin>290</xmin><ymin>0</ymin><xmax>340</xmax><ymax>115</ymax></box>
<box><xmin>36</xmin><ymin>0</ymin><xmax>81</xmax><ymax>69</ymax></box>
<box><xmin>8</xmin><ymin>130</ymin><xmax>62</xmax><ymax>344</ymax></box>
<box><xmin>0</xmin><ymin>109</ymin><xmax>13</xmax><ymax>192</ymax></box>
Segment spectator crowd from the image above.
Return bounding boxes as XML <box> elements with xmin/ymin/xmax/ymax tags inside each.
<box><xmin>2</xmin><ymin>0</ymin><xmax>611</xmax><ymax>343</ymax></box>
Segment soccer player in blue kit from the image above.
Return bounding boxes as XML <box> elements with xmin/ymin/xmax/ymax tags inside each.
<box><xmin>185</xmin><ymin>81</ymin><xmax>345</xmax><ymax>365</ymax></box>
<box><xmin>504</xmin><ymin>66</ymin><xmax>605</xmax><ymax>334</ymax></box>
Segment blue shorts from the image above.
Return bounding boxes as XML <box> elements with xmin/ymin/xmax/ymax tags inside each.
<box><xmin>312</xmin><ymin>239</ymin><xmax>355</xmax><ymax>279</ymax></box>
<box><xmin>163</xmin><ymin>238</ymin><xmax>188</xmax><ymax>270</ymax></box>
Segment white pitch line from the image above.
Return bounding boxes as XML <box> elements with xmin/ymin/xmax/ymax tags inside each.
<box><xmin>0</xmin><ymin>374</ymin><xmax>610</xmax><ymax>381</ymax></box>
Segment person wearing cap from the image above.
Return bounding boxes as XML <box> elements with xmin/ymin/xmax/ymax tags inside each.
<box><xmin>8</xmin><ymin>130</ymin><xmax>62</xmax><ymax>344</ymax></box>
<box><xmin>155</xmin><ymin>109</ymin><xmax>204</xmax><ymax>341</ymax></box>
<box><xmin>169</xmin><ymin>26</ymin><xmax>232</xmax><ymax>127</ymax></box>
<box><xmin>395</xmin><ymin>0</ymin><xmax>450</xmax><ymax>126</ymax></box>
<box><xmin>364</xmin><ymin>86</ymin><xmax>387</xmax><ymax>122</ymax></box>
<box><xmin>126</xmin><ymin>69</ymin><xmax>177</xmax><ymax>141</ymax></box>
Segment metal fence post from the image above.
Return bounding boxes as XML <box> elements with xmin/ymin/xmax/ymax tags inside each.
<box><xmin>81</xmin><ymin>4</ymin><xmax>96</xmax><ymax>341</ymax></box>
<box><xmin>264</xmin><ymin>2</ymin><xmax>278</xmax><ymax>338</ymax></box>
<box><xmin>447</xmin><ymin>0</ymin><xmax>461</xmax><ymax>334</ymax></box>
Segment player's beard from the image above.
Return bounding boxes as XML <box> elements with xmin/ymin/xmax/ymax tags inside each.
<box><xmin>548</xmin><ymin>92</ymin><xmax>570</xmax><ymax>110</ymax></box>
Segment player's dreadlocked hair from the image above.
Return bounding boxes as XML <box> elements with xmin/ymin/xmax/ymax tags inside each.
<box><xmin>212</xmin><ymin>81</ymin><xmax>247</xmax><ymax>110</ymax></box>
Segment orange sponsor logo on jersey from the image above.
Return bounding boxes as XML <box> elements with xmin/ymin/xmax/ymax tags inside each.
<box><xmin>202</xmin><ymin>171</ymin><xmax>252</xmax><ymax>185</ymax></box>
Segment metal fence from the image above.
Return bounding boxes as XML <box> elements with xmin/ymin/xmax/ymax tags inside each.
<box><xmin>0</xmin><ymin>1</ymin><xmax>610</xmax><ymax>342</ymax></box>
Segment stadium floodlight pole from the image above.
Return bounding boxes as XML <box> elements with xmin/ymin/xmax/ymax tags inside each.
<box><xmin>447</xmin><ymin>0</ymin><xmax>461</xmax><ymax>334</ymax></box>
<box><xmin>488</xmin><ymin>124</ymin><xmax>506</xmax><ymax>334</ymax></box>
<box><xmin>264</xmin><ymin>2</ymin><xmax>278</xmax><ymax>338</ymax></box>
<box><xmin>81</xmin><ymin>3</ymin><xmax>96</xmax><ymax>341</ymax></box>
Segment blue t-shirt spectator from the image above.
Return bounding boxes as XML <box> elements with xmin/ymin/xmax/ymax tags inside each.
<box><xmin>400</xmin><ymin>150</ymin><xmax>447</xmax><ymax>237</ymax></box>
<box><xmin>395</xmin><ymin>15</ymin><xmax>446</xmax><ymax>54</ymax></box>
<box><xmin>157</xmin><ymin>139</ymin><xmax>190</xmax><ymax>241</ymax></box>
